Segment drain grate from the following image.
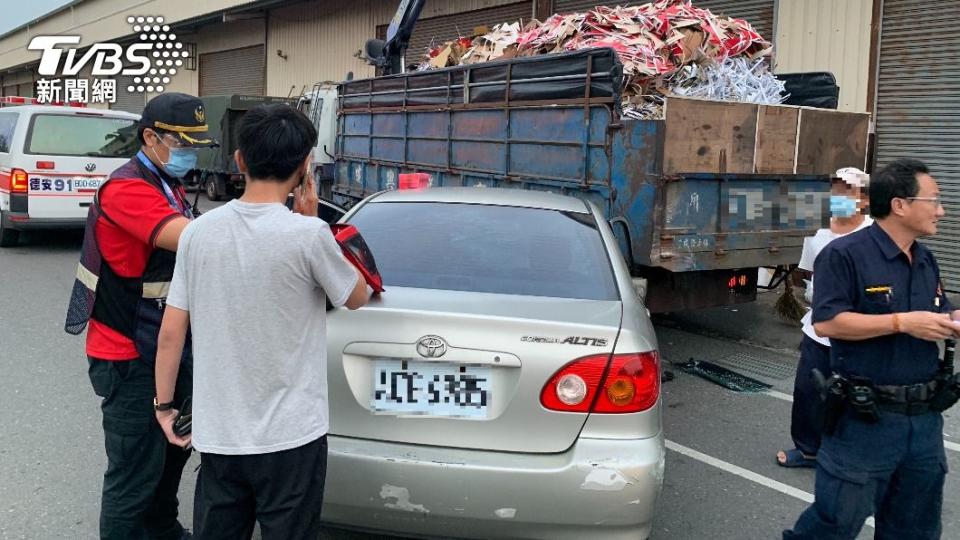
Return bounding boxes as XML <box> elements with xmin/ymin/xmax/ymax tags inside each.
<box><xmin>711</xmin><ymin>352</ymin><xmax>796</xmax><ymax>381</ymax></box>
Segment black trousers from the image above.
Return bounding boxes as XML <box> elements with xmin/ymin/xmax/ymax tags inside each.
<box><xmin>790</xmin><ymin>335</ymin><xmax>831</xmax><ymax>456</ymax></box>
<box><xmin>193</xmin><ymin>435</ymin><xmax>328</xmax><ymax>540</ymax></box>
<box><xmin>88</xmin><ymin>357</ymin><xmax>193</xmax><ymax>540</ymax></box>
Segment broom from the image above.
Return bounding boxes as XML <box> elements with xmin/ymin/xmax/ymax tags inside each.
<box><xmin>774</xmin><ymin>273</ymin><xmax>805</xmax><ymax>323</ymax></box>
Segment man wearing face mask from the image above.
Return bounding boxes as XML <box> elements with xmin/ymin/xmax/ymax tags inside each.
<box><xmin>64</xmin><ymin>92</ymin><xmax>217</xmax><ymax>540</ymax></box>
<box><xmin>777</xmin><ymin>168</ymin><xmax>873</xmax><ymax>468</ymax></box>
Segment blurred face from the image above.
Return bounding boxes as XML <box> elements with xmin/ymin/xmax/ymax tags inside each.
<box><xmin>891</xmin><ymin>173</ymin><xmax>945</xmax><ymax>237</ymax></box>
<box><xmin>830</xmin><ymin>180</ymin><xmax>865</xmax><ymax>217</ymax></box>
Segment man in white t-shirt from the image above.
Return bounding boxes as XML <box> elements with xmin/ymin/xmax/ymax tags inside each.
<box><xmin>152</xmin><ymin>104</ymin><xmax>370</xmax><ymax>539</ymax></box>
<box><xmin>777</xmin><ymin>167</ymin><xmax>872</xmax><ymax>468</ymax></box>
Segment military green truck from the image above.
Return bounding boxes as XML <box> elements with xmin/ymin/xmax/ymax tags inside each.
<box><xmin>187</xmin><ymin>94</ymin><xmax>297</xmax><ymax>200</ymax></box>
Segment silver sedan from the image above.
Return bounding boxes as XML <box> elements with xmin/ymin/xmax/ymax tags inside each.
<box><xmin>322</xmin><ymin>187</ymin><xmax>664</xmax><ymax>540</ymax></box>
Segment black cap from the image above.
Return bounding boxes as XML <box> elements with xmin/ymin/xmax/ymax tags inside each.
<box><xmin>139</xmin><ymin>92</ymin><xmax>218</xmax><ymax>147</ymax></box>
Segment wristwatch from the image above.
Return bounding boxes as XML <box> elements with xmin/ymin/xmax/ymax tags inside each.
<box><xmin>154</xmin><ymin>397</ymin><xmax>174</xmax><ymax>411</ymax></box>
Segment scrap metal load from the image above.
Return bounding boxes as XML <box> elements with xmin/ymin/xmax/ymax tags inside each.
<box><xmin>416</xmin><ymin>0</ymin><xmax>784</xmax><ymax>119</ymax></box>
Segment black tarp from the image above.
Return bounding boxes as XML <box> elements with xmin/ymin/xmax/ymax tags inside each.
<box><xmin>340</xmin><ymin>48</ymin><xmax>624</xmax><ymax>110</ymax></box>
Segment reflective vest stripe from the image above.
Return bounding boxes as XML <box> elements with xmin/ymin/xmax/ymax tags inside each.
<box><xmin>75</xmin><ymin>263</ymin><xmax>98</xmax><ymax>291</ymax></box>
<box><xmin>142</xmin><ymin>281</ymin><xmax>170</xmax><ymax>299</ymax></box>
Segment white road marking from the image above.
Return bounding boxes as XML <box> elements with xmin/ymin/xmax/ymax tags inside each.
<box><xmin>946</xmin><ymin>440</ymin><xmax>960</xmax><ymax>453</ymax></box>
<box><xmin>764</xmin><ymin>389</ymin><xmax>794</xmax><ymax>402</ymax></box>
<box><xmin>666</xmin><ymin>439</ymin><xmax>876</xmax><ymax>529</ymax></box>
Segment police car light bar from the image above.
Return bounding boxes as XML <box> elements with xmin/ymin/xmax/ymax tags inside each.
<box><xmin>0</xmin><ymin>96</ymin><xmax>86</xmax><ymax>107</ymax></box>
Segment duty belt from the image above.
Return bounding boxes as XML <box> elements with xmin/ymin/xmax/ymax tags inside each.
<box><xmin>873</xmin><ymin>380</ymin><xmax>938</xmax><ymax>416</ymax></box>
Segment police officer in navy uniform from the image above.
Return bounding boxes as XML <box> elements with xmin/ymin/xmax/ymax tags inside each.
<box><xmin>64</xmin><ymin>93</ymin><xmax>217</xmax><ymax>540</ymax></box>
<box><xmin>784</xmin><ymin>158</ymin><xmax>958</xmax><ymax>539</ymax></box>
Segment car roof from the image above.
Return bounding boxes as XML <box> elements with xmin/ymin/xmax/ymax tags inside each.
<box><xmin>3</xmin><ymin>105</ymin><xmax>140</xmax><ymax>120</ymax></box>
<box><xmin>368</xmin><ymin>187</ymin><xmax>591</xmax><ymax>214</ymax></box>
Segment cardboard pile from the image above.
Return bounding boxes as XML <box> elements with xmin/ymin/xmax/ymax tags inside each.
<box><xmin>416</xmin><ymin>0</ymin><xmax>783</xmax><ymax>119</ymax></box>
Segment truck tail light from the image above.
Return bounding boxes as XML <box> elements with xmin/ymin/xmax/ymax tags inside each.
<box><xmin>399</xmin><ymin>173</ymin><xmax>430</xmax><ymax>190</ymax></box>
<box><xmin>541</xmin><ymin>352</ymin><xmax>660</xmax><ymax>414</ymax></box>
<box><xmin>10</xmin><ymin>169</ymin><xmax>28</xmax><ymax>193</ymax></box>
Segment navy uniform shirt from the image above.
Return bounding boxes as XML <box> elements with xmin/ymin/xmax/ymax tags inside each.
<box><xmin>812</xmin><ymin>222</ymin><xmax>953</xmax><ymax>385</ymax></box>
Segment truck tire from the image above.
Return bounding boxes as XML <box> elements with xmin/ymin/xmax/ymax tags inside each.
<box><xmin>206</xmin><ymin>176</ymin><xmax>223</xmax><ymax>202</ymax></box>
<box><xmin>0</xmin><ymin>211</ymin><xmax>20</xmax><ymax>247</ymax></box>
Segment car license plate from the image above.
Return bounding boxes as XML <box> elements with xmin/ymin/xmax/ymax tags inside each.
<box><xmin>72</xmin><ymin>177</ymin><xmax>103</xmax><ymax>190</ymax></box>
<box><xmin>28</xmin><ymin>176</ymin><xmax>103</xmax><ymax>193</ymax></box>
<box><xmin>371</xmin><ymin>359</ymin><xmax>490</xmax><ymax>418</ymax></box>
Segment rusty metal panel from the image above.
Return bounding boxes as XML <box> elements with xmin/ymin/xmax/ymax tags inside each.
<box><xmin>874</xmin><ymin>0</ymin><xmax>960</xmax><ymax>289</ymax></box>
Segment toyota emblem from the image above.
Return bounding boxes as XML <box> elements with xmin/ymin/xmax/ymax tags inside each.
<box><xmin>84</xmin><ymin>163</ymin><xmax>96</xmax><ymax>172</ymax></box>
<box><xmin>416</xmin><ymin>335</ymin><xmax>447</xmax><ymax>358</ymax></box>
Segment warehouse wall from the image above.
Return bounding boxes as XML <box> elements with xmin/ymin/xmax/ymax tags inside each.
<box><xmin>774</xmin><ymin>0</ymin><xmax>874</xmax><ymax>113</ymax></box>
<box><xmin>0</xmin><ymin>0</ymin><xmax>262</xmax><ymax>71</ymax></box>
<box><xmin>161</xmin><ymin>18</ymin><xmax>267</xmax><ymax>96</ymax></box>
<box><xmin>265</xmin><ymin>0</ymin><xmax>530</xmax><ymax>97</ymax></box>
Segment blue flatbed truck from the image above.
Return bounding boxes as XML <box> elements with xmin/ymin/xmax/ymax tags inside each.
<box><xmin>327</xmin><ymin>48</ymin><xmax>870</xmax><ymax>313</ymax></box>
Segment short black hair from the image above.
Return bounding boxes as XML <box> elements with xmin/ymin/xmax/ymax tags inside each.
<box><xmin>237</xmin><ymin>104</ymin><xmax>318</xmax><ymax>182</ymax></box>
<box><xmin>869</xmin><ymin>158</ymin><xmax>929</xmax><ymax>219</ymax></box>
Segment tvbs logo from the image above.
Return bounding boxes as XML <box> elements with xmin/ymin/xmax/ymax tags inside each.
<box><xmin>28</xmin><ymin>15</ymin><xmax>186</xmax><ymax>78</ymax></box>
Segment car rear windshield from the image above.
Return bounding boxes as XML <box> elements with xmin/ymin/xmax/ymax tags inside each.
<box><xmin>26</xmin><ymin>114</ymin><xmax>138</xmax><ymax>158</ymax></box>
<box><xmin>348</xmin><ymin>201</ymin><xmax>620</xmax><ymax>301</ymax></box>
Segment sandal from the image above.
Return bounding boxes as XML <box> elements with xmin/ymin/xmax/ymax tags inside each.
<box><xmin>776</xmin><ymin>448</ymin><xmax>816</xmax><ymax>468</ymax></box>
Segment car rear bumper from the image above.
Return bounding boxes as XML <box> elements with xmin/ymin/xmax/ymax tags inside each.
<box><xmin>2</xmin><ymin>212</ymin><xmax>86</xmax><ymax>231</ymax></box>
<box><xmin>322</xmin><ymin>433</ymin><xmax>665</xmax><ymax>540</ymax></box>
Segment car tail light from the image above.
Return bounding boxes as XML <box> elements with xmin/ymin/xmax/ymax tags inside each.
<box><xmin>541</xmin><ymin>352</ymin><xmax>660</xmax><ymax>414</ymax></box>
<box><xmin>10</xmin><ymin>169</ymin><xmax>28</xmax><ymax>193</ymax></box>
<box><xmin>36</xmin><ymin>161</ymin><xmax>55</xmax><ymax>170</ymax></box>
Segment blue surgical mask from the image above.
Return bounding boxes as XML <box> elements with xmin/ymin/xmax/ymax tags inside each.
<box><xmin>157</xmin><ymin>141</ymin><xmax>199</xmax><ymax>178</ymax></box>
<box><xmin>830</xmin><ymin>195</ymin><xmax>857</xmax><ymax>218</ymax></box>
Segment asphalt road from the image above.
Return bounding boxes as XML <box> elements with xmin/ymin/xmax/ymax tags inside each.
<box><xmin>2</xmin><ymin>201</ymin><xmax>958</xmax><ymax>539</ymax></box>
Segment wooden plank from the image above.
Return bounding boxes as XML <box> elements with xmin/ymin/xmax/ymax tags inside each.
<box><xmin>795</xmin><ymin>109</ymin><xmax>871</xmax><ymax>174</ymax></box>
<box><xmin>663</xmin><ymin>97</ymin><xmax>759</xmax><ymax>174</ymax></box>
<box><xmin>755</xmin><ymin>105</ymin><xmax>800</xmax><ymax>174</ymax></box>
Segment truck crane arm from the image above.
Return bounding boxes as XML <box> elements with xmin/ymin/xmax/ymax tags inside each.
<box><xmin>364</xmin><ymin>0</ymin><xmax>425</xmax><ymax>75</ymax></box>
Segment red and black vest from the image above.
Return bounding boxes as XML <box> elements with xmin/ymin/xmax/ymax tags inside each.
<box><xmin>64</xmin><ymin>156</ymin><xmax>192</xmax><ymax>365</ymax></box>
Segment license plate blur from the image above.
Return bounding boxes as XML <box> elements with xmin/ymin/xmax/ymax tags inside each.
<box><xmin>371</xmin><ymin>359</ymin><xmax>490</xmax><ymax>418</ymax></box>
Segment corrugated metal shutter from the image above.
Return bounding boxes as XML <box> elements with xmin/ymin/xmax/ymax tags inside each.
<box><xmin>403</xmin><ymin>2</ymin><xmax>533</xmax><ymax>67</ymax></box>
<box><xmin>874</xmin><ymin>0</ymin><xmax>960</xmax><ymax>290</ymax></box>
<box><xmin>199</xmin><ymin>45</ymin><xmax>265</xmax><ymax>96</ymax></box>
<box><xmin>111</xmin><ymin>75</ymin><xmax>146</xmax><ymax>114</ymax></box>
<box><xmin>552</xmin><ymin>0</ymin><xmax>775</xmax><ymax>41</ymax></box>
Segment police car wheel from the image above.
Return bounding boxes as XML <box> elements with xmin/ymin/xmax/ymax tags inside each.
<box><xmin>206</xmin><ymin>177</ymin><xmax>222</xmax><ymax>202</ymax></box>
<box><xmin>0</xmin><ymin>212</ymin><xmax>19</xmax><ymax>247</ymax></box>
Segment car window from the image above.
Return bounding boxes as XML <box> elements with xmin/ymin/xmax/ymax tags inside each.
<box><xmin>348</xmin><ymin>201</ymin><xmax>620</xmax><ymax>301</ymax></box>
<box><xmin>26</xmin><ymin>114</ymin><xmax>138</xmax><ymax>158</ymax></box>
<box><xmin>0</xmin><ymin>112</ymin><xmax>18</xmax><ymax>153</ymax></box>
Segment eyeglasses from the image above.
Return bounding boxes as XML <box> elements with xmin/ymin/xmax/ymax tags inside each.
<box><xmin>148</xmin><ymin>129</ymin><xmax>185</xmax><ymax>148</ymax></box>
<box><xmin>905</xmin><ymin>196</ymin><xmax>943</xmax><ymax>207</ymax></box>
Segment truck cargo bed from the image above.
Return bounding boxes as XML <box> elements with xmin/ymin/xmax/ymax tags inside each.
<box><xmin>332</xmin><ymin>48</ymin><xmax>870</xmax><ymax>311</ymax></box>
